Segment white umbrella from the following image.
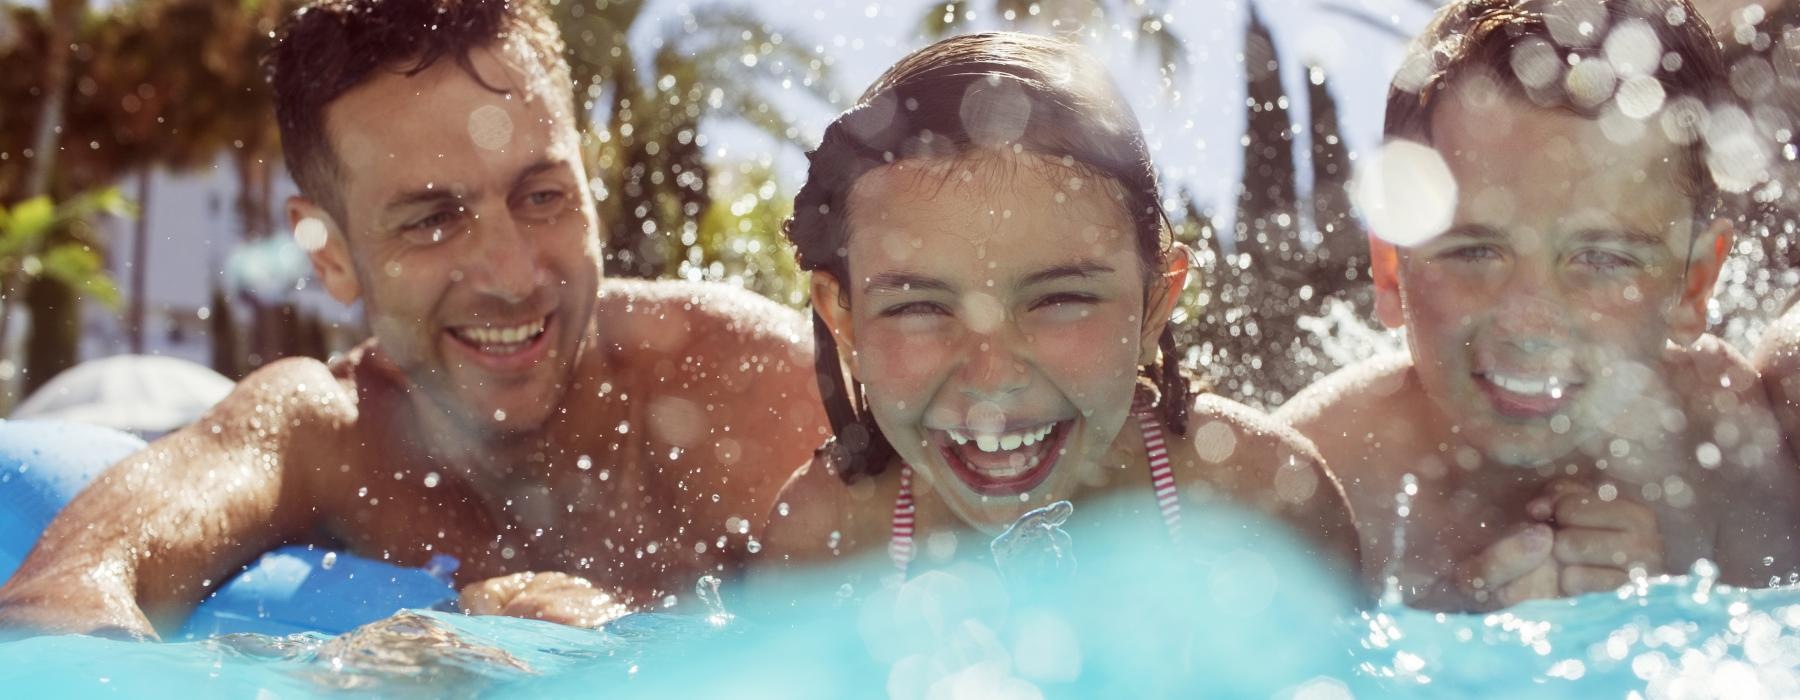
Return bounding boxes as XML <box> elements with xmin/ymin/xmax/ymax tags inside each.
<box><xmin>10</xmin><ymin>354</ymin><xmax>234</xmax><ymax>439</ymax></box>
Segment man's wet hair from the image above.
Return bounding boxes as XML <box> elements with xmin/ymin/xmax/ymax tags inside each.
<box><xmin>1385</xmin><ymin>0</ymin><xmax>1737</xmax><ymax>226</ymax></box>
<box><xmin>784</xmin><ymin>32</ymin><xmax>1191</xmax><ymax>482</ymax></box>
<box><xmin>265</xmin><ymin>0</ymin><xmax>572</xmax><ymax>225</ymax></box>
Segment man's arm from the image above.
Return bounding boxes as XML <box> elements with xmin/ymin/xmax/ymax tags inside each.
<box><xmin>0</xmin><ymin>359</ymin><xmax>348</xmax><ymax>639</ymax></box>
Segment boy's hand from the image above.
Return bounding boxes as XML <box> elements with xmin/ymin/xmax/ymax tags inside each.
<box><xmin>1420</xmin><ymin>523</ymin><xmax>1560</xmax><ymax>612</ymax></box>
<box><xmin>1528</xmin><ymin>479</ymin><xmax>1665</xmax><ymax>595</ymax></box>
<box><xmin>459</xmin><ymin>572</ymin><xmax>630</xmax><ymax>629</ymax></box>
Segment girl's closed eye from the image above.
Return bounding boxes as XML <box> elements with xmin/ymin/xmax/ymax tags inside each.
<box><xmin>1029</xmin><ymin>292</ymin><xmax>1101</xmax><ymax>309</ymax></box>
<box><xmin>880</xmin><ymin>300</ymin><xmax>953</xmax><ymax>318</ymax></box>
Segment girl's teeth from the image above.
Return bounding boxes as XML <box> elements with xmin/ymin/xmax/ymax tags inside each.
<box><xmin>977</xmin><ymin>434</ymin><xmax>1000</xmax><ymax>452</ymax></box>
<box><xmin>1000</xmin><ymin>434</ymin><xmax>1022</xmax><ymax>450</ymax></box>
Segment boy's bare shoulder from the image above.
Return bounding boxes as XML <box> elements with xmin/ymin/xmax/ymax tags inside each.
<box><xmin>1168</xmin><ymin>393</ymin><xmax>1331</xmax><ymax>505</ymax></box>
<box><xmin>1276</xmin><ymin>352</ymin><xmax>1416</xmax><ymax>443</ymax></box>
<box><xmin>1754</xmin><ymin>304</ymin><xmax>1800</xmax><ymax>375</ymax></box>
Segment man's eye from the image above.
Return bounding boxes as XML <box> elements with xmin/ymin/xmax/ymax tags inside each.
<box><xmin>525</xmin><ymin>189</ymin><xmax>566</xmax><ymax>207</ymax></box>
<box><xmin>404</xmin><ymin>209</ymin><xmax>459</xmax><ymax>232</ymax></box>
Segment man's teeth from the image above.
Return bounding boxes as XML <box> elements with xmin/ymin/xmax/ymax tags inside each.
<box><xmin>458</xmin><ymin>317</ymin><xmax>546</xmax><ymax>345</ymax></box>
<box><xmin>1488</xmin><ymin>373</ymin><xmax>1567</xmax><ymax>397</ymax></box>
<box><xmin>946</xmin><ymin>423</ymin><xmax>1056</xmax><ymax>453</ymax></box>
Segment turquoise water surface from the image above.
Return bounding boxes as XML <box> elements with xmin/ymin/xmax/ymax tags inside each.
<box><xmin>2</xmin><ymin>503</ymin><xmax>1795</xmax><ymax>699</ymax></box>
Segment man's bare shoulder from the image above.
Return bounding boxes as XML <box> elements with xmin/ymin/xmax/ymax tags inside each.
<box><xmin>595</xmin><ymin>279</ymin><xmax>810</xmax><ymax>358</ymax></box>
<box><xmin>212</xmin><ymin>356</ymin><xmax>360</xmax><ymax>433</ymax></box>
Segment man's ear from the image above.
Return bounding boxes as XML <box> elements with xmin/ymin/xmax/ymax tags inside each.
<box><xmin>810</xmin><ymin>271</ymin><xmax>858</xmax><ymax>376</ymax></box>
<box><xmin>288</xmin><ymin>196</ymin><xmax>360</xmax><ymax>305</ymax></box>
<box><xmin>1370</xmin><ymin>234</ymin><xmax>1405</xmax><ymax>329</ymax></box>
<box><xmin>1668</xmin><ymin>218</ymin><xmax>1732</xmax><ymax>345</ymax></box>
<box><xmin>1138</xmin><ymin>243</ymin><xmax>1192</xmax><ymax>364</ymax></box>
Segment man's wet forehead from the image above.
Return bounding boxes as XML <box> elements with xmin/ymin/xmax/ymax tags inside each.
<box><xmin>325</xmin><ymin>49</ymin><xmax>578</xmax><ymax>205</ymax></box>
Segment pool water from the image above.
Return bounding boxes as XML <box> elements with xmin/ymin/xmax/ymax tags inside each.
<box><xmin>3</xmin><ymin>503</ymin><xmax>1797</xmax><ymax>699</ymax></box>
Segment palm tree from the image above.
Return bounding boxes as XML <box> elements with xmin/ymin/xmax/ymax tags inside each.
<box><xmin>919</xmin><ymin>0</ymin><xmax>1187</xmax><ymax>74</ymax></box>
<box><xmin>556</xmin><ymin>1</ymin><xmax>840</xmax><ymax>278</ymax></box>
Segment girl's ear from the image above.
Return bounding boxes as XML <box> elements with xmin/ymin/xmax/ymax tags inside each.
<box><xmin>811</xmin><ymin>271</ymin><xmax>859</xmax><ymax>376</ymax></box>
<box><xmin>1139</xmin><ymin>244</ymin><xmax>1192</xmax><ymax>364</ymax></box>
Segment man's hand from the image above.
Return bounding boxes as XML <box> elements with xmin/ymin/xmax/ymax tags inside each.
<box><xmin>1529</xmin><ymin>479</ymin><xmax>1665</xmax><ymax>595</ymax></box>
<box><xmin>1419</xmin><ymin>522</ymin><xmax>1560</xmax><ymax>612</ymax></box>
<box><xmin>459</xmin><ymin>572</ymin><xmax>630</xmax><ymax>629</ymax></box>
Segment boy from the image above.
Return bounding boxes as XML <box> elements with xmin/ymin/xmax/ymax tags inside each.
<box><xmin>1280</xmin><ymin>0</ymin><xmax>1800</xmax><ymax>611</ymax></box>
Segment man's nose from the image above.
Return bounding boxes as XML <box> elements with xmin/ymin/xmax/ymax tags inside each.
<box><xmin>466</xmin><ymin>211</ymin><xmax>543</xmax><ymax>303</ymax></box>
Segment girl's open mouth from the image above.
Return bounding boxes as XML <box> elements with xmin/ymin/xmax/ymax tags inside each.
<box><xmin>934</xmin><ymin>419</ymin><xmax>1074</xmax><ymax>497</ymax></box>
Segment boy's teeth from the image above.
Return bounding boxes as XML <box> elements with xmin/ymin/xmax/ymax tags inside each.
<box><xmin>1490</xmin><ymin>374</ymin><xmax>1554</xmax><ymax>396</ymax></box>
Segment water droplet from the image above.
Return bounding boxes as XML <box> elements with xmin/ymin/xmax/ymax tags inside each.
<box><xmin>576</xmin><ymin>455</ymin><xmax>593</xmax><ymax>471</ymax></box>
<box><xmin>423</xmin><ymin>472</ymin><xmax>440</xmax><ymax>488</ymax></box>
<box><xmin>493</xmin><ymin>409</ymin><xmax>507</xmax><ymax>422</ymax></box>
<box><xmin>321</xmin><ymin>552</ymin><xmax>338</xmax><ymax>570</ymax></box>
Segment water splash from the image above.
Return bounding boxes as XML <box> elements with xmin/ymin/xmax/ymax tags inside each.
<box><xmin>694</xmin><ymin>575</ymin><xmax>732</xmax><ymax>627</ymax></box>
<box><xmin>1381</xmin><ymin>473</ymin><xmax>1420</xmax><ymax>608</ymax></box>
<box><xmin>989</xmin><ymin>499</ymin><xmax>1076</xmax><ymax>587</ymax></box>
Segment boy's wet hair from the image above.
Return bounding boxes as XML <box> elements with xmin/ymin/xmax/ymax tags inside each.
<box><xmin>1385</xmin><ymin>0</ymin><xmax>1736</xmax><ymax>224</ymax></box>
<box><xmin>785</xmin><ymin>32</ymin><xmax>1190</xmax><ymax>482</ymax></box>
<box><xmin>265</xmin><ymin>0</ymin><xmax>572</xmax><ymax>225</ymax></box>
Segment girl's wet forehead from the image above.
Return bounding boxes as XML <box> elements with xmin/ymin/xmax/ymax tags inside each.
<box><xmin>843</xmin><ymin>152</ymin><xmax>1141</xmax><ymax>279</ymax></box>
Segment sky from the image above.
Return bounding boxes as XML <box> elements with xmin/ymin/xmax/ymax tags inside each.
<box><xmin>626</xmin><ymin>0</ymin><xmax>1437</xmax><ymax>227</ymax></box>
<box><xmin>7</xmin><ymin>0</ymin><xmax>1439</xmax><ymax>226</ymax></box>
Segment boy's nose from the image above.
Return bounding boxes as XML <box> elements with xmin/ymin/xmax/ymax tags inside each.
<box><xmin>1490</xmin><ymin>294</ymin><xmax>1572</xmax><ymax>350</ymax></box>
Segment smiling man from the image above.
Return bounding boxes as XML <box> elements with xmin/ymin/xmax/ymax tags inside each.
<box><xmin>1278</xmin><ymin>0</ymin><xmax>1800</xmax><ymax>611</ymax></box>
<box><xmin>0</xmin><ymin>0</ymin><xmax>826</xmax><ymax>638</ymax></box>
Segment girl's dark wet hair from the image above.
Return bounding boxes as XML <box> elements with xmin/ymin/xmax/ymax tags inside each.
<box><xmin>784</xmin><ymin>32</ymin><xmax>1188</xmax><ymax>482</ymax></box>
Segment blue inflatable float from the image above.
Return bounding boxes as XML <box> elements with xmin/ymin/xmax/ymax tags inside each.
<box><xmin>0</xmin><ymin>420</ymin><xmax>458</xmax><ymax>639</ymax></box>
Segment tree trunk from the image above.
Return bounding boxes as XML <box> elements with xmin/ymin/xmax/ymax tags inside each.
<box><xmin>25</xmin><ymin>0</ymin><xmax>85</xmax><ymax>198</ymax></box>
<box><xmin>22</xmin><ymin>274</ymin><xmax>78</xmax><ymax>395</ymax></box>
<box><xmin>129</xmin><ymin>169</ymin><xmax>151</xmax><ymax>354</ymax></box>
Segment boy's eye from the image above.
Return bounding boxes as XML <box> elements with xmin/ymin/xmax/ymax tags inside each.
<box><xmin>880</xmin><ymin>301</ymin><xmax>951</xmax><ymax>317</ymax></box>
<box><xmin>1572</xmin><ymin>249</ymin><xmax>1637</xmax><ymax>271</ymax></box>
<box><xmin>1441</xmin><ymin>245</ymin><xmax>1501</xmax><ymax>263</ymax></box>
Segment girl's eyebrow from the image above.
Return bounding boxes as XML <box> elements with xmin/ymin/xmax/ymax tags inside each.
<box><xmin>864</xmin><ymin>271</ymin><xmax>953</xmax><ymax>295</ymax></box>
<box><xmin>1021</xmin><ymin>260</ymin><xmax>1116</xmax><ymax>287</ymax></box>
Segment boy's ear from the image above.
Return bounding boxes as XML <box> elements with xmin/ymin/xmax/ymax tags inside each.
<box><xmin>1138</xmin><ymin>243</ymin><xmax>1192</xmax><ymax>364</ymax></box>
<box><xmin>1369</xmin><ymin>234</ymin><xmax>1405</xmax><ymax>329</ymax></box>
<box><xmin>1668</xmin><ymin>218</ymin><xmax>1733</xmax><ymax>345</ymax></box>
<box><xmin>810</xmin><ymin>271</ymin><xmax>859</xmax><ymax>377</ymax></box>
<box><xmin>289</xmin><ymin>196</ymin><xmax>360</xmax><ymax>305</ymax></box>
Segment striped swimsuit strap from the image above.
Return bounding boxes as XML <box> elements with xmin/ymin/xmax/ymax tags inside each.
<box><xmin>888</xmin><ymin>403</ymin><xmax>1182</xmax><ymax>573</ymax></box>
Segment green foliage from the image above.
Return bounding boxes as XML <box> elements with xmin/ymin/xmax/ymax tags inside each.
<box><xmin>682</xmin><ymin>161</ymin><xmax>806</xmax><ymax>308</ymax></box>
<box><xmin>0</xmin><ymin>188</ymin><xmax>132</xmax><ymax>311</ymax></box>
